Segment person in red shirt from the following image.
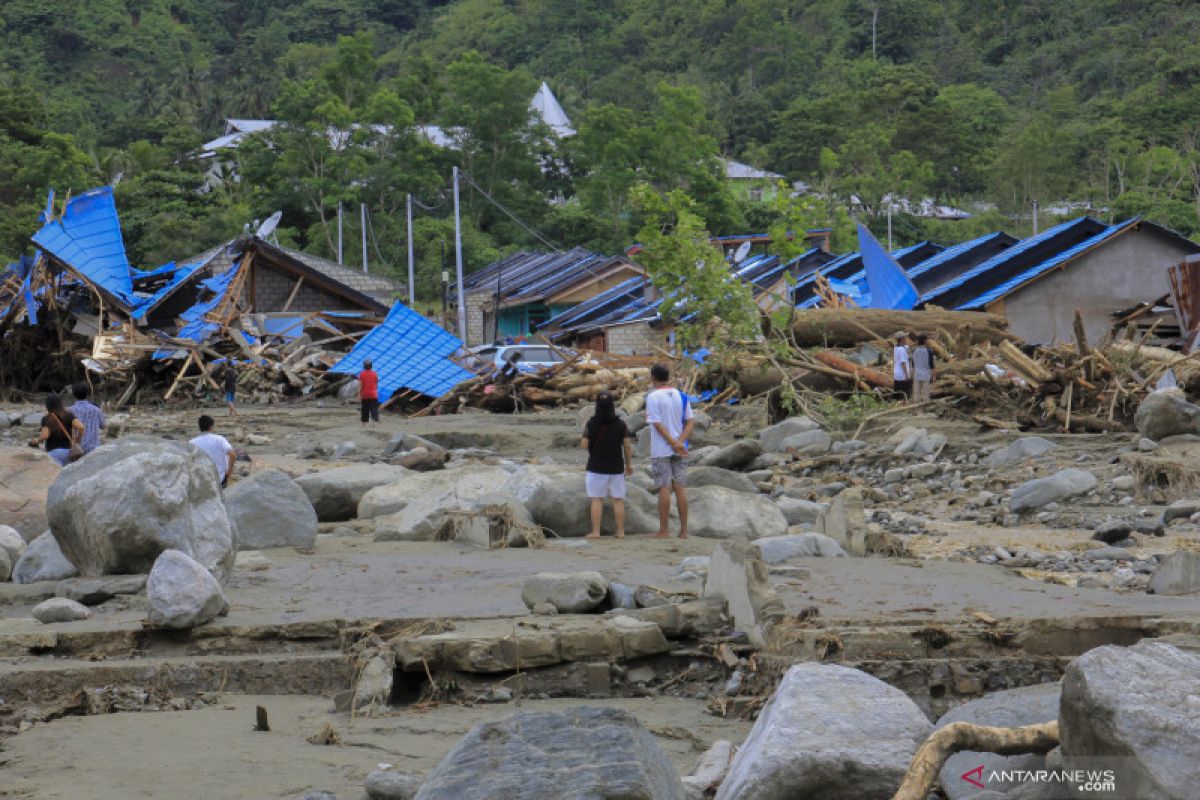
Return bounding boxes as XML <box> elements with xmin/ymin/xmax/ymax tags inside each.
<box><xmin>358</xmin><ymin>359</ymin><xmax>380</xmax><ymax>426</ymax></box>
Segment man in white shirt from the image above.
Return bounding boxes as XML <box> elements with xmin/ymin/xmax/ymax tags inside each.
<box><xmin>190</xmin><ymin>415</ymin><xmax>236</xmax><ymax>488</ymax></box>
<box><xmin>892</xmin><ymin>333</ymin><xmax>912</xmax><ymax>402</ymax></box>
<box><xmin>645</xmin><ymin>363</ymin><xmax>694</xmax><ymax>539</ymax></box>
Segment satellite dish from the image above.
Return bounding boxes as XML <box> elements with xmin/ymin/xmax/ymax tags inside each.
<box><xmin>255</xmin><ymin>210</ymin><xmax>283</xmax><ymax>240</ymax></box>
<box><xmin>733</xmin><ymin>241</ymin><xmax>752</xmax><ymax>264</ymax></box>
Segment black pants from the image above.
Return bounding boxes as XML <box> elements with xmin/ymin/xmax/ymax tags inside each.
<box><xmin>361</xmin><ymin>398</ymin><xmax>380</xmax><ymax>423</ymax></box>
<box><xmin>893</xmin><ymin>379</ymin><xmax>912</xmax><ymax>400</ymax></box>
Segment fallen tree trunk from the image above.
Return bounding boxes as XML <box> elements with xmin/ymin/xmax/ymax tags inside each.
<box><xmin>790</xmin><ymin>309</ymin><xmax>1010</xmax><ymax>348</ymax></box>
<box><xmin>811</xmin><ymin>351</ymin><xmax>893</xmax><ymax>389</ymax></box>
<box><xmin>891</xmin><ymin>720</ymin><xmax>1059</xmax><ymax>800</ymax></box>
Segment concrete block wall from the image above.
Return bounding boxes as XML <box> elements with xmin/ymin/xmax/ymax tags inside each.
<box><xmin>605</xmin><ymin>322</ymin><xmax>667</xmax><ymax>355</ymax></box>
<box><xmin>251</xmin><ymin>264</ymin><xmax>357</xmax><ymax>312</ymax></box>
<box><xmin>464</xmin><ymin>293</ymin><xmax>488</xmax><ymax>346</ymax></box>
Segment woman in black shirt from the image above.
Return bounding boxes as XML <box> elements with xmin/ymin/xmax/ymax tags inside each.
<box><xmin>581</xmin><ymin>391</ymin><xmax>634</xmax><ymax>539</ymax></box>
<box><xmin>36</xmin><ymin>394</ymin><xmax>84</xmax><ymax>466</ymax></box>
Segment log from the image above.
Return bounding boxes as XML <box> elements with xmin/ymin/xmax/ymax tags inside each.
<box><xmin>790</xmin><ymin>309</ymin><xmax>1009</xmax><ymax>348</ymax></box>
<box><xmin>811</xmin><ymin>351</ymin><xmax>893</xmax><ymax>389</ymax></box>
<box><xmin>892</xmin><ymin>721</ymin><xmax>1059</xmax><ymax>800</ymax></box>
<box><xmin>999</xmin><ymin>340</ymin><xmax>1053</xmax><ymax>384</ymax></box>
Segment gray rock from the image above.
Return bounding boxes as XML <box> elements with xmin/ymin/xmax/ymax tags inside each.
<box><xmin>415</xmin><ymin>706</ymin><xmax>684</xmax><ymax>800</ymax></box>
<box><xmin>774</xmin><ymin>496</ymin><xmax>827</xmax><ymax>525</ymax></box>
<box><xmin>1111</xmin><ymin>475</ymin><xmax>1136</xmax><ymax>492</ymax></box>
<box><xmin>687</xmin><ymin>465</ymin><xmax>758</xmax><ymax>493</ymax></box>
<box><xmin>224</xmin><ymin>469</ymin><xmax>318</xmax><ymax>550</ymax></box>
<box><xmin>12</xmin><ymin>531</ymin><xmax>78</xmax><ymax>584</ymax></box>
<box><xmin>716</xmin><ymin>663</ymin><xmax>932</xmax><ymax>800</ymax></box>
<box><xmin>146</xmin><ymin>549</ymin><xmax>229</xmax><ymax>629</ymax></box>
<box><xmin>893</xmin><ymin>427</ymin><xmax>947</xmax><ymax>458</ymax></box>
<box><xmin>531</xmin><ymin>602</ymin><xmax>557</xmax><ymax>616</ymax></box>
<box><xmin>522</xmin><ymin>571</ymin><xmax>608</xmax><ymax>613</ymax></box>
<box><xmin>983</xmin><ymin>437</ymin><xmax>1057</xmax><ymax>467</ymax></box>
<box><xmin>1147</xmin><ymin>550</ymin><xmax>1200</xmax><ymax>595</ymax></box>
<box><xmin>935</xmin><ymin>683</ymin><xmax>1061</xmax><ymax>800</ymax></box>
<box><xmin>0</xmin><ymin>524</ymin><xmax>25</xmax><ymax>564</ymax></box>
<box><xmin>19</xmin><ymin>411</ymin><xmax>43</xmax><ymax>426</ymax></box>
<box><xmin>504</xmin><ymin>465</ymin><xmax>662</xmax><ymax>538</ymax></box>
<box><xmin>816</xmin><ymin>487</ymin><xmax>867</xmax><ymax>555</ymax></box>
<box><xmin>1091</xmin><ymin>519</ymin><xmax>1133</xmax><ymax>545</ymax></box>
<box><xmin>1009</xmin><ymin>469</ymin><xmax>1097</xmax><ymax>514</ymax></box>
<box><xmin>56</xmin><ymin>575</ymin><xmax>146</xmax><ymax>605</ymax></box>
<box><xmin>1134</xmin><ymin>518</ymin><xmax>1165</xmax><ymax>537</ymax></box>
<box><xmin>758</xmin><ymin>417</ymin><xmax>821</xmax><ymax>452</ymax></box>
<box><xmin>31</xmin><ymin>597</ymin><xmax>93</xmax><ymax>623</ymax></box>
<box><xmin>384</xmin><ymin>432</ymin><xmax>446</xmax><ymax>459</ymax></box>
<box><xmin>608</xmin><ymin>582</ymin><xmax>637</xmax><ymax>609</ymax></box>
<box><xmin>355</xmin><ymin>653</ymin><xmax>393</xmax><ymax>710</ymax></box>
<box><xmin>295</xmin><ymin>464</ymin><xmax>411</xmax><ymax>521</ymax></box>
<box><xmin>683</xmin><ymin>740</ymin><xmax>734</xmax><ymax>797</ymax></box>
<box><xmin>1134</xmin><ymin>391</ymin><xmax>1200</xmax><ymax>440</ymax></box>
<box><xmin>830</xmin><ymin>439</ymin><xmax>867</xmax><ymax>454</ymax></box>
<box><xmin>389</xmin><ymin>447</ymin><xmax>446</xmax><ymax>472</ymax></box>
<box><xmin>1060</xmin><ymin>641</ymin><xmax>1200</xmax><ymax>799</ymax></box>
<box><xmin>753</xmin><ymin>533</ymin><xmax>847</xmax><ymax>562</ymax></box>
<box><xmin>685</xmin><ymin>486</ymin><xmax>788</xmax><ymax>540</ymax></box>
<box><xmin>46</xmin><ymin>438</ymin><xmax>236</xmax><ymax>582</ymax></box>
<box><xmin>1163</xmin><ymin>498</ymin><xmax>1200</xmax><ymax>524</ymax></box>
<box><xmin>332</xmin><ymin>441</ymin><xmax>358</xmax><ymax>459</ymax></box>
<box><xmin>703</xmin><ymin>541</ymin><xmax>784</xmax><ymax>648</ymax></box>
<box><xmin>700</xmin><ymin>439</ymin><xmax>763</xmax><ymax>470</ymax></box>
<box><xmin>1085</xmin><ymin>547</ymin><xmax>1133</xmax><ymax>562</ymax></box>
<box><xmin>778</xmin><ymin>429</ymin><xmax>832</xmax><ymax>455</ymax></box>
<box><xmin>0</xmin><ymin>548</ymin><xmax>10</xmax><ymax>582</ymax></box>
<box><xmin>338</xmin><ymin>379</ymin><xmax>361</xmax><ymax>402</ymax></box>
<box><xmin>365</xmin><ymin>769</ymin><xmax>421</xmax><ymax>800</ymax></box>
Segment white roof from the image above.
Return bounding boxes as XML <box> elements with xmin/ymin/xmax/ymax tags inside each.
<box><xmin>225</xmin><ymin>119</ymin><xmax>277</xmax><ymax>134</ymax></box>
<box><xmin>529</xmin><ymin>82</ymin><xmax>575</xmax><ymax>137</ymax></box>
<box><xmin>723</xmin><ymin>158</ymin><xmax>783</xmax><ymax>180</ymax></box>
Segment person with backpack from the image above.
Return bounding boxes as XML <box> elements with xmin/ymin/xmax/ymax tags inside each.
<box><xmin>646</xmin><ymin>363</ymin><xmax>694</xmax><ymax>539</ymax></box>
<box><xmin>581</xmin><ymin>391</ymin><xmax>634</xmax><ymax>539</ymax></box>
<box><xmin>33</xmin><ymin>394</ymin><xmax>84</xmax><ymax>466</ymax></box>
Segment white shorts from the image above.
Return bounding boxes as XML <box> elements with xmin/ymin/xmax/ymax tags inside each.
<box><xmin>585</xmin><ymin>472</ymin><xmax>627</xmax><ymax>499</ymax></box>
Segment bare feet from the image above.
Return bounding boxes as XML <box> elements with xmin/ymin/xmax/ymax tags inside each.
<box><xmin>652</xmin><ymin>531</ymin><xmax>670</xmax><ymax>539</ymax></box>
<box><xmin>584</xmin><ymin>532</ymin><xmax>600</xmax><ymax>540</ymax></box>
<box><xmin>677</xmin><ymin>531</ymin><xmax>688</xmax><ymax>539</ymax></box>
<box><xmin>614</xmin><ymin>532</ymin><xmax>625</xmax><ymax>539</ymax></box>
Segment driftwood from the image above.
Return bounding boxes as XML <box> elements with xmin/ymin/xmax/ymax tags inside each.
<box><xmin>892</xmin><ymin>721</ymin><xmax>1059</xmax><ymax>800</ymax></box>
<box><xmin>811</xmin><ymin>351</ymin><xmax>893</xmax><ymax>389</ymax></box>
<box><xmin>789</xmin><ymin>309</ymin><xmax>1010</xmax><ymax>348</ymax></box>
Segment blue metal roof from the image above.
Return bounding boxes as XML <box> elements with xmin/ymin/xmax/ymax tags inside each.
<box><xmin>905</xmin><ymin>231</ymin><xmax>1014</xmax><ymax>282</ymax></box>
<box><xmin>329</xmin><ymin>302</ymin><xmax>474</xmax><ymax>400</ymax></box>
<box><xmin>920</xmin><ymin>217</ymin><xmax>1097</xmax><ymax>306</ymax></box>
<box><xmin>31</xmin><ymin>187</ymin><xmax>137</xmax><ymax>308</ymax></box>
<box><xmin>794</xmin><ymin>241</ymin><xmax>941</xmax><ymax>308</ymax></box>
<box><xmin>958</xmin><ymin>220</ymin><xmax>1139</xmax><ymax>310</ymax></box>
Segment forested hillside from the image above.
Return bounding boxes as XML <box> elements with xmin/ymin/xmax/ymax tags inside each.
<box><xmin>4</xmin><ymin>0</ymin><xmax>1200</xmax><ymax>297</ymax></box>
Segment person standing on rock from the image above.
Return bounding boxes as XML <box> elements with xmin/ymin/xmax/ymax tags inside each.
<box><xmin>359</xmin><ymin>359</ymin><xmax>380</xmax><ymax>426</ymax></box>
<box><xmin>191</xmin><ymin>415</ymin><xmax>236</xmax><ymax>488</ymax></box>
<box><xmin>892</xmin><ymin>333</ymin><xmax>912</xmax><ymax>402</ymax></box>
<box><xmin>911</xmin><ymin>334</ymin><xmax>935</xmax><ymax>403</ymax></box>
<box><xmin>581</xmin><ymin>391</ymin><xmax>634</xmax><ymax>539</ymax></box>
<box><xmin>34</xmin><ymin>394</ymin><xmax>84</xmax><ymax>466</ymax></box>
<box><xmin>646</xmin><ymin>363</ymin><xmax>693</xmax><ymax>539</ymax></box>
<box><xmin>70</xmin><ymin>382</ymin><xmax>105</xmax><ymax>455</ymax></box>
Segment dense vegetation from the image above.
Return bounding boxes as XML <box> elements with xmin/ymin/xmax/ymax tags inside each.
<box><xmin>4</xmin><ymin>0</ymin><xmax>1200</xmax><ymax>297</ymax></box>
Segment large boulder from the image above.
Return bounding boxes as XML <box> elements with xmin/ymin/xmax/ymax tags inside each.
<box><xmin>700</xmin><ymin>439</ymin><xmax>763</xmax><ymax>470</ymax></box>
<box><xmin>11</xmin><ymin>531</ymin><xmax>78</xmax><ymax>584</ymax></box>
<box><xmin>0</xmin><ymin>446</ymin><xmax>60</xmax><ymax>539</ymax></box>
<box><xmin>0</xmin><ymin>548</ymin><xmax>11</xmax><ymax>582</ymax></box>
<box><xmin>758</xmin><ymin>417</ymin><xmax>821</xmax><ymax>452</ymax></box>
<box><xmin>779</xmin><ymin>429</ymin><xmax>832</xmax><ymax>455</ymax></box>
<box><xmin>414</xmin><ymin>706</ymin><xmax>685</xmax><ymax>800</ymax></box>
<box><xmin>1059</xmin><ymin>641</ymin><xmax>1200</xmax><ymax>799</ymax></box>
<box><xmin>1009</xmin><ymin>469</ymin><xmax>1096</xmax><ymax>514</ymax></box>
<box><xmin>505</xmin><ymin>465</ymin><xmax>661</xmax><ymax>537</ymax></box>
<box><xmin>716</xmin><ymin>663</ymin><xmax>933</xmax><ymax>800</ymax></box>
<box><xmin>687</xmin><ymin>465</ymin><xmax>759</xmax><ymax>493</ymax></box>
<box><xmin>295</xmin><ymin>463</ymin><xmax>411</xmax><ymax>521</ymax></box>
<box><xmin>983</xmin><ymin>437</ymin><xmax>1057</xmax><ymax>468</ymax></box>
<box><xmin>685</xmin><ymin>486</ymin><xmax>787</xmax><ymax>540</ymax></box>
<box><xmin>224</xmin><ymin>469</ymin><xmax>318</xmax><ymax>550</ymax></box>
<box><xmin>363</xmin><ymin>465</ymin><xmax>535</xmax><ymax>541</ymax></box>
<box><xmin>703</xmin><ymin>542</ymin><xmax>783</xmax><ymax>647</ymax></box>
<box><xmin>935</xmin><ymin>683</ymin><xmax>1061</xmax><ymax>799</ymax></box>
<box><xmin>0</xmin><ymin>524</ymin><xmax>25</xmax><ymax>564</ymax></box>
<box><xmin>521</xmin><ymin>571</ymin><xmax>608</xmax><ymax>613</ymax></box>
<box><xmin>774</xmin><ymin>496</ymin><xmax>827</xmax><ymax>526</ymax></box>
<box><xmin>366</xmin><ymin>769</ymin><xmax>421</xmax><ymax>800</ymax></box>
<box><xmin>46</xmin><ymin>438</ymin><xmax>236</xmax><ymax>582</ymax></box>
<box><xmin>1134</xmin><ymin>391</ymin><xmax>1200</xmax><ymax>441</ymax></box>
<box><xmin>753</xmin><ymin>533</ymin><xmax>847</xmax><ymax>562</ymax></box>
<box><xmin>146</xmin><ymin>549</ymin><xmax>229</xmax><ymax>629</ymax></box>
<box><xmin>1147</xmin><ymin>550</ymin><xmax>1200</xmax><ymax>595</ymax></box>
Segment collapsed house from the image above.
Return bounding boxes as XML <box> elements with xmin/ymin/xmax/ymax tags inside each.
<box><xmin>0</xmin><ymin>186</ymin><xmax>471</xmax><ymax>406</ymax></box>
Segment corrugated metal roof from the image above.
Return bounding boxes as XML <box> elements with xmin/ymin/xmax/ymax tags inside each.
<box><xmin>793</xmin><ymin>242</ymin><xmax>942</xmax><ymax>307</ymax></box>
<box><xmin>722</xmin><ymin>159</ymin><xmax>783</xmax><ymax>180</ymax></box>
<box><xmin>463</xmin><ymin>248</ymin><xmax>631</xmax><ymax>307</ymax></box>
<box><xmin>329</xmin><ymin>302</ymin><xmax>473</xmax><ymax>399</ymax></box>
<box><xmin>530</xmin><ymin>82</ymin><xmax>575</xmax><ymax>137</ymax></box>
<box><xmin>269</xmin><ymin>241</ymin><xmax>400</xmax><ymax>302</ymax></box>
<box><xmin>920</xmin><ymin>217</ymin><xmax>1102</xmax><ymax>306</ymax></box>
<box><xmin>957</xmin><ymin>220</ymin><xmax>1139</xmax><ymax>310</ymax></box>
<box><xmin>31</xmin><ymin>187</ymin><xmax>137</xmax><ymax>308</ymax></box>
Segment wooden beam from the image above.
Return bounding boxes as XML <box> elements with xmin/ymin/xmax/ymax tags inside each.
<box><xmin>281</xmin><ymin>276</ymin><xmax>306</xmax><ymax>312</ymax></box>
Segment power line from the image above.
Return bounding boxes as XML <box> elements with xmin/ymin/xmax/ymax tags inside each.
<box><xmin>365</xmin><ymin>208</ymin><xmax>390</xmax><ymax>269</ymax></box>
<box><xmin>459</xmin><ymin>171</ymin><xmax>562</xmax><ymax>252</ymax></box>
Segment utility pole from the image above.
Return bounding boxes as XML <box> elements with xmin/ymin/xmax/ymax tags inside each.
<box><xmin>886</xmin><ymin>203</ymin><xmax>893</xmax><ymax>251</ymax></box>
<box><xmin>452</xmin><ymin>166</ymin><xmax>467</xmax><ymax>343</ymax></box>
<box><xmin>1032</xmin><ymin>199</ymin><xmax>1039</xmax><ymax>236</ymax></box>
<box><xmin>406</xmin><ymin>193</ymin><xmax>415</xmax><ymax>306</ymax></box>
<box><xmin>337</xmin><ymin>203</ymin><xmax>343</xmax><ymax>265</ymax></box>
<box><xmin>360</xmin><ymin>203</ymin><xmax>369</xmax><ymax>274</ymax></box>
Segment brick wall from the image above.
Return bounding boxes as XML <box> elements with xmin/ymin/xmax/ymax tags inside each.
<box><xmin>250</xmin><ymin>263</ymin><xmax>360</xmax><ymax>312</ymax></box>
<box><xmin>605</xmin><ymin>321</ymin><xmax>668</xmax><ymax>355</ymax></box>
<box><xmin>465</xmin><ymin>293</ymin><xmax>488</xmax><ymax>346</ymax></box>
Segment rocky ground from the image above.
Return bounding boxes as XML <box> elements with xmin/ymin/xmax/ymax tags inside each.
<box><xmin>1</xmin><ymin>393</ymin><xmax>1199</xmax><ymax>799</ymax></box>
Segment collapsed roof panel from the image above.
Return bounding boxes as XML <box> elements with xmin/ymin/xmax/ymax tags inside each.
<box><xmin>32</xmin><ymin>187</ymin><xmax>137</xmax><ymax>308</ymax></box>
<box><xmin>329</xmin><ymin>302</ymin><xmax>474</xmax><ymax>400</ymax></box>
